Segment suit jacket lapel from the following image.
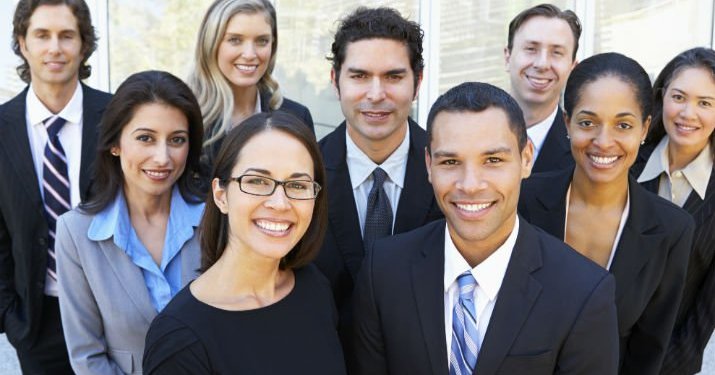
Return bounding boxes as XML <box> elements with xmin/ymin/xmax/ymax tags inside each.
<box><xmin>324</xmin><ymin>123</ymin><xmax>364</xmax><ymax>280</ymax></box>
<box><xmin>529</xmin><ymin>168</ymin><xmax>573</xmax><ymax>239</ymax></box>
<box><xmin>0</xmin><ymin>88</ymin><xmax>44</xmax><ymax>213</ymax></box>
<box><xmin>79</xmin><ymin>84</ymin><xmax>105</xmax><ymax>200</ymax></box>
<box><xmin>394</xmin><ymin>120</ymin><xmax>434</xmax><ymax>233</ymax></box>
<box><xmin>475</xmin><ymin>220</ymin><xmax>543</xmax><ymax>375</ymax></box>
<box><xmin>532</xmin><ymin>108</ymin><xmax>572</xmax><ymax>173</ymax></box>
<box><xmin>410</xmin><ymin>222</ymin><xmax>448</xmax><ymax>375</ymax></box>
<box><xmin>683</xmin><ymin>171</ymin><xmax>715</xmax><ymax>227</ymax></box>
<box><xmin>98</xmin><ymin>241</ymin><xmax>157</xmax><ymax>324</ymax></box>
<box><xmin>609</xmin><ymin>178</ymin><xmax>663</xmax><ymax>315</ymax></box>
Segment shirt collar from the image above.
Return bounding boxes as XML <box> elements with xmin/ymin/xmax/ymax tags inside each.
<box><xmin>526</xmin><ymin>105</ymin><xmax>559</xmax><ymax>153</ymax></box>
<box><xmin>345</xmin><ymin>123</ymin><xmax>410</xmax><ymax>189</ymax></box>
<box><xmin>88</xmin><ymin>186</ymin><xmax>204</xmax><ymax>243</ymax></box>
<box><xmin>443</xmin><ymin>217</ymin><xmax>519</xmax><ymax>301</ymax></box>
<box><xmin>27</xmin><ymin>82</ymin><xmax>83</xmax><ymax>126</ymax></box>
<box><xmin>637</xmin><ymin>136</ymin><xmax>669</xmax><ymax>183</ymax></box>
<box><xmin>638</xmin><ymin>136</ymin><xmax>714</xmax><ymax>199</ymax></box>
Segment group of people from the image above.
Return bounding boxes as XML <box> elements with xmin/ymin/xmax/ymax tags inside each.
<box><xmin>0</xmin><ymin>0</ymin><xmax>713</xmax><ymax>375</ymax></box>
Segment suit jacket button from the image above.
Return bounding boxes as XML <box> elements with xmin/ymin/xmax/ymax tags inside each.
<box><xmin>38</xmin><ymin>238</ymin><xmax>46</xmax><ymax>246</ymax></box>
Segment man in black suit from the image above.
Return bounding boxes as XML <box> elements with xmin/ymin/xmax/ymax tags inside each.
<box><xmin>0</xmin><ymin>0</ymin><xmax>111</xmax><ymax>373</ymax></box>
<box><xmin>315</xmin><ymin>7</ymin><xmax>442</xmax><ymax>318</ymax></box>
<box><xmin>504</xmin><ymin>4</ymin><xmax>580</xmax><ymax>172</ymax></box>
<box><xmin>350</xmin><ymin>82</ymin><xmax>619</xmax><ymax>375</ymax></box>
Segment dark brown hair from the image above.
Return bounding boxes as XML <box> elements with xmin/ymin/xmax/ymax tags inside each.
<box><xmin>507</xmin><ymin>3</ymin><xmax>581</xmax><ymax>60</ymax></box>
<box><xmin>199</xmin><ymin>111</ymin><xmax>327</xmax><ymax>271</ymax></box>
<box><xmin>12</xmin><ymin>0</ymin><xmax>98</xmax><ymax>83</ymax></box>
<box><xmin>81</xmin><ymin>70</ymin><xmax>205</xmax><ymax>214</ymax></box>
<box><xmin>328</xmin><ymin>6</ymin><xmax>424</xmax><ymax>92</ymax></box>
<box><xmin>646</xmin><ymin>47</ymin><xmax>715</xmax><ymax>160</ymax></box>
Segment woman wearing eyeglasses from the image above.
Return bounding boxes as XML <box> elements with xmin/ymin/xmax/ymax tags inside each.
<box><xmin>142</xmin><ymin>111</ymin><xmax>346</xmax><ymax>374</ymax></box>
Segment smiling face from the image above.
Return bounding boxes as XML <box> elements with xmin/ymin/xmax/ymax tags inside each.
<box><xmin>505</xmin><ymin>16</ymin><xmax>576</xmax><ymax>118</ymax></box>
<box><xmin>662</xmin><ymin>67</ymin><xmax>715</xmax><ymax>155</ymax></box>
<box><xmin>217</xmin><ymin>12</ymin><xmax>273</xmax><ymax>92</ymax></box>
<box><xmin>566</xmin><ymin>76</ymin><xmax>650</xmax><ymax>185</ymax></box>
<box><xmin>333</xmin><ymin>38</ymin><xmax>421</xmax><ymax>154</ymax></box>
<box><xmin>113</xmin><ymin>103</ymin><xmax>190</xmax><ymax>203</ymax></box>
<box><xmin>212</xmin><ymin>130</ymin><xmax>316</xmax><ymax>262</ymax></box>
<box><xmin>18</xmin><ymin>4</ymin><xmax>83</xmax><ymax>90</ymax></box>
<box><xmin>426</xmin><ymin>108</ymin><xmax>533</xmax><ymax>255</ymax></box>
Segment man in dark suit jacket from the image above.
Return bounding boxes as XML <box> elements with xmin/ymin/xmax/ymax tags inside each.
<box><xmin>504</xmin><ymin>4</ymin><xmax>580</xmax><ymax>172</ymax></box>
<box><xmin>350</xmin><ymin>82</ymin><xmax>618</xmax><ymax>375</ymax></box>
<box><xmin>314</xmin><ymin>7</ymin><xmax>442</xmax><ymax>317</ymax></box>
<box><xmin>0</xmin><ymin>1</ymin><xmax>111</xmax><ymax>373</ymax></box>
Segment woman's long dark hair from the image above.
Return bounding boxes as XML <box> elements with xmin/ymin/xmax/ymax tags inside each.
<box><xmin>199</xmin><ymin>111</ymin><xmax>326</xmax><ymax>272</ymax></box>
<box><xmin>645</xmin><ymin>47</ymin><xmax>715</xmax><ymax>160</ymax></box>
<box><xmin>81</xmin><ymin>70</ymin><xmax>205</xmax><ymax>213</ymax></box>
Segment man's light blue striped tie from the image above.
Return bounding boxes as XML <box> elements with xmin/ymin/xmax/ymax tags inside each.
<box><xmin>449</xmin><ymin>271</ymin><xmax>479</xmax><ymax>375</ymax></box>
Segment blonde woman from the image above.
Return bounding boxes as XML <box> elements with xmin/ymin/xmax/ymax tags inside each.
<box><xmin>190</xmin><ymin>0</ymin><xmax>314</xmax><ymax>175</ymax></box>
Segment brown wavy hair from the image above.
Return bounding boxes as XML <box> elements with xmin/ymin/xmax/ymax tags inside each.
<box><xmin>12</xmin><ymin>0</ymin><xmax>97</xmax><ymax>83</ymax></box>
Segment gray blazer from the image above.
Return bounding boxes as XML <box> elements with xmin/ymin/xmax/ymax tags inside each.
<box><xmin>56</xmin><ymin>209</ymin><xmax>200</xmax><ymax>374</ymax></box>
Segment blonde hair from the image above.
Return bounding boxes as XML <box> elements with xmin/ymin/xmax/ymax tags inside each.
<box><xmin>189</xmin><ymin>0</ymin><xmax>283</xmax><ymax>147</ymax></box>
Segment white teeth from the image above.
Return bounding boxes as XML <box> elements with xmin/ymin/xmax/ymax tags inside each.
<box><xmin>456</xmin><ymin>202</ymin><xmax>492</xmax><ymax>212</ymax></box>
<box><xmin>256</xmin><ymin>220</ymin><xmax>290</xmax><ymax>232</ymax></box>
<box><xmin>589</xmin><ymin>155</ymin><xmax>618</xmax><ymax>165</ymax></box>
<box><xmin>677</xmin><ymin>123</ymin><xmax>697</xmax><ymax>131</ymax></box>
<box><xmin>145</xmin><ymin>170</ymin><xmax>169</xmax><ymax>178</ymax></box>
<box><xmin>363</xmin><ymin>112</ymin><xmax>389</xmax><ymax>118</ymax></box>
<box><xmin>236</xmin><ymin>64</ymin><xmax>257</xmax><ymax>72</ymax></box>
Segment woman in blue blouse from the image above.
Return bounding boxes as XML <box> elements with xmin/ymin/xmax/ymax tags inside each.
<box><xmin>55</xmin><ymin>70</ymin><xmax>205</xmax><ymax>374</ymax></box>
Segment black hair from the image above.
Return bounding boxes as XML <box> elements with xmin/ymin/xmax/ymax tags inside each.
<box><xmin>81</xmin><ymin>70</ymin><xmax>205</xmax><ymax>213</ymax></box>
<box><xmin>328</xmin><ymin>6</ymin><xmax>424</xmax><ymax>92</ymax></box>
<box><xmin>426</xmin><ymin>82</ymin><xmax>527</xmax><ymax>152</ymax></box>
<box><xmin>564</xmin><ymin>52</ymin><xmax>652</xmax><ymax>122</ymax></box>
<box><xmin>646</xmin><ymin>47</ymin><xmax>715</xmax><ymax>158</ymax></box>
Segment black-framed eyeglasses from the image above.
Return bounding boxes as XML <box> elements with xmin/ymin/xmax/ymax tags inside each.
<box><xmin>225</xmin><ymin>174</ymin><xmax>321</xmax><ymax>200</ymax></box>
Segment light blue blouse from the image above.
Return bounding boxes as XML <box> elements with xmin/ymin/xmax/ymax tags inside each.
<box><xmin>87</xmin><ymin>186</ymin><xmax>203</xmax><ymax>312</ymax></box>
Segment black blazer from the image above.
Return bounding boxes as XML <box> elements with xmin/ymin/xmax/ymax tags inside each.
<box><xmin>519</xmin><ymin>168</ymin><xmax>694</xmax><ymax>375</ymax></box>
<box><xmin>531</xmin><ymin>107</ymin><xmax>574</xmax><ymax>173</ymax></box>
<box><xmin>632</xmin><ymin>147</ymin><xmax>715</xmax><ymax>375</ymax></box>
<box><xmin>350</xmin><ymin>219</ymin><xmax>619</xmax><ymax>375</ymax></box>
<box><xmin>200</xmin><ymin>90</ymin><xmax>314</xmax><ymax>176</ymax></box>
<box><xmin>0</xmin><ymin>84</ymin><xmax>112</xmax><ymax>349</ymax></box>
<box><xmin>314</xmin><ymin>119</ymin><xmax>443</xmax><ymax>314</ymax></box>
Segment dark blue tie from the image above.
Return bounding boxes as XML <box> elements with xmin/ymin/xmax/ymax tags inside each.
<box><xmin>42</xmin><ymin>116</ymin><xmax>70</xmax><ymax>280</ymax></box>
<box><xmin>363</xmin><ymin>167</ymin><xmax>393</xmax><ymax>251</ymax></box>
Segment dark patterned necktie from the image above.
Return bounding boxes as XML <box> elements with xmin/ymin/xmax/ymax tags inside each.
<box><xmin>363</xmin><ymin>167</ymin><xmax>393</xmax><ymax>251</ymax></box>
<box><xmin>42</xmin><ymin>116</ymin><xmax>70</xmax><ymax>281</ymax></box>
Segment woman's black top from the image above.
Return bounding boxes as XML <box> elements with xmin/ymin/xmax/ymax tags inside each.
<box><xmin>142</xmin><ymin>265</ymin><xmax>346</xmax><ymax>375</ymax></box>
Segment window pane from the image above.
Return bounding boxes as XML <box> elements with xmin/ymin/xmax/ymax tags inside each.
<box><xmin>438</xmin><ymin>0</ymin><xmax>570</xmax><ymax>95</ymax></box>
<box><xmin>274</xmin><ymin>0</ymin><xmax>419</xmax><ymax>139</ymax></box>
<box><xmin>107</xmin><ymin>0</ymin><xmax>213</xmax><ymax>91</ymax></box>
<box><xmin>593</xmin><ymin>0</ymin><xmax>713</xmax><ymax>78</ymax></box>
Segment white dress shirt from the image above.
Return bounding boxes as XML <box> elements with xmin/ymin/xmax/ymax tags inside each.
<box><xmin>25</xmin><ymin>82</ymin><xmax>84</xmax><ymax>296</ymax></box>
<box><xmin>345</xmin><ymin>125</ymin><xmax>410</xmax><ymax>235</ymax></box>
<box><xmin>443</xmin><ymin>217</ymin><xmax>519</xmax><ymax>359</ymax></box>
<box><xmin>637</xmin><ymin>136</ymin><xmax>713</xmax><ymax>207</ymax></box>
<box><xmin>527</xmin><ymin>106</ymin><xmax>559</xmax><ymax>162</ymax></box>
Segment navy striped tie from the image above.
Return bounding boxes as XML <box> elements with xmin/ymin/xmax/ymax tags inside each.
<box><xmin>449</xmin><ymin>271</ymin><xmax>479</xmax><ymax>375</ymax></box>
<box><xmin>42</xmin><ymin>116</ymin><xmax>70</xmax><ymax>281</ymax></box>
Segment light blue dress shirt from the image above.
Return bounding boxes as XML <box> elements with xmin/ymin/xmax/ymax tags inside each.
<box><xmin>87</xmin><ymin>186</ymin><xmax>204</xmax><ymax>312</ymax></box>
